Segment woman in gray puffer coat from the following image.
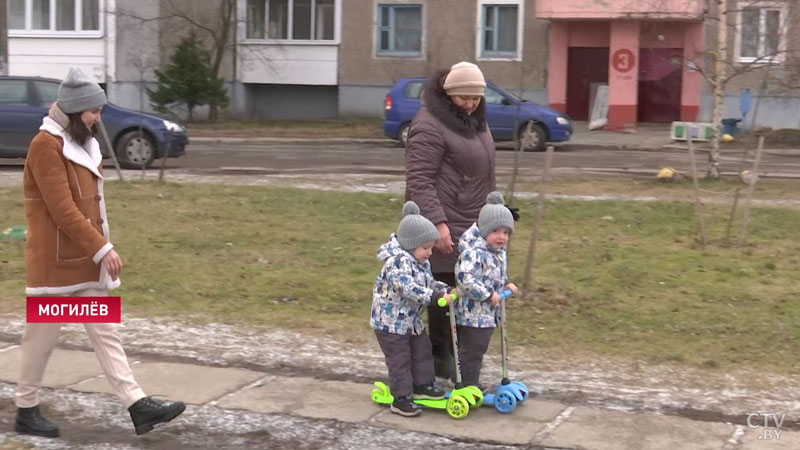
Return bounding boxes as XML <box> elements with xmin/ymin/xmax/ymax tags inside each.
<box><xmin>405</xmin><ymin>61</ymin><xmax>496</xmax><ymax>380</ymax></box>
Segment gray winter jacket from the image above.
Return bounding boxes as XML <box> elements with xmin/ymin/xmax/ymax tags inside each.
<box><xmin>370</xmin><ymin>234</ymin><xmax>450</xmax><ymax>335</ymax></box>
<box><xmin>454</xmin><ymin>223</ymin><xmax>508</xmax><ymax>328</ymax></box>
<box><xmin>405</xmin><ymin>70</ymin><xmax>497</xmax><ymax>274</ymax></box>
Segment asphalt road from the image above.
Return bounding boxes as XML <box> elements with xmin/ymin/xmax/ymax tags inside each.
<box><xmin>1</xmin><ymin>140</ymin><xmax>799</xmax><ymax>178</ymax></box>
<box><xmin>173</xmin><ymin>141</ymin><xmax>800</xmax><ymax>178</ymax></box>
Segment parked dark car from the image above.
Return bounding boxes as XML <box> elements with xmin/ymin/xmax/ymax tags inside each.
<box><xmin>383</xmin><ymin>77</ymin><xmax>572</xmax><ymax>150</ymax></box>
<box><xmin>0</xmin><ymin>76</ymin><xmax>188</xmax><ymax>169</ymax></box>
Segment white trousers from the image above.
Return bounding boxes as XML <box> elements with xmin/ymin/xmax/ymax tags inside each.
<box><xmin>16</xmin><ymin>288</ymin><xmax>146</xmax><ymax>409</ymax></box>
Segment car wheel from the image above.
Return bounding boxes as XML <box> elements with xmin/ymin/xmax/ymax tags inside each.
<box><xmin>116</xmin><ymin>130</ymin><xmax>156</xmax><ymax>169</ymax></box>
<box><xmin>398</xmin><ymin>123</ymin><xmax>410</xmax><ymax>148</ymax></box>
<box><xmin>518</xmin><ymin>122</ymin><xmax>547</xmax><ymax>151</ymax></box>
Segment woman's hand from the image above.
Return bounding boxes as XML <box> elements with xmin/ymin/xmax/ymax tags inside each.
<box><xmin>102</xmin><ymin>250</ymin><xmax>123</xmax><ymax>281</ymax></box>
<box><xmin>435</xmin><ymin>222</ymin><xmax>454</xmax><ymax>254</ymax></box>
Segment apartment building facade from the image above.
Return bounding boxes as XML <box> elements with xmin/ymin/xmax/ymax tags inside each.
<box><xmin>5</xmin><ymin>0</ymin><xmax>799</xmax><ymax>129</ymax></box>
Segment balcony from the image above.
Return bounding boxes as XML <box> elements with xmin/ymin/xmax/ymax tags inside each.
<box><xmin>536</xmin><ymin>0</ymin><xmax>705</xmax><ymax>20</ymax></box>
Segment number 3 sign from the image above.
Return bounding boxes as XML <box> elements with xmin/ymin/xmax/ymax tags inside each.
<box><xmin>612</xmin><ymin>49</ymin><xmax>636</xmax><ymax>73</ymax></box>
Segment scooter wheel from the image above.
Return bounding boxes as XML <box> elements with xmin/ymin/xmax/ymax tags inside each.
<box><xmin>494</xmin><ymin>390</ymin><xmax>517</xmax><ymax>413</ymax></box>
<box><xmin>371</xmin><ymin>382</ymin><xmax>392</xmax><ymax>404</ymax></box>
<box><xmin>446</xmin><ymin>395</ymin><xmax>470</xmax><ymax>419</ymax></box>
<box><xmin>512</xmin><ymin>382</ymin><xmax>529</xmax><ymax>403</ymax></box>
<box><xmin>474</xmin><ymin>390</ymin><xmax>484</xmax><ymax>408</ymax></box>
<box><xmin>457</xmin><ymin>385</ymin><xmax>484</xmax><ymax>407</ymax></box>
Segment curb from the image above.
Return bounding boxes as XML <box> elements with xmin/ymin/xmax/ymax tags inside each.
<box><xmin>189</xmin><ymin>136</ymin><xmax>800</xmax><ymax>155</ymax></box>
<box><xmin>190</xmin><ymin>136</ymin><xmax>396</xmax><ymax>145</ymax></box>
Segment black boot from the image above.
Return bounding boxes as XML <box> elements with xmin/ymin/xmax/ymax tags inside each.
<box><xmin>433</xmin><ymin>347</ymin><xmax>455</xmax><ymax>381</ymax></box>
<box><xmin>15</xmin><ymin>405</ymin><xmax>60</xmax><ymax>438</ymax></box>
<box><xmin>128</xmin><ymin>396</ymin><xmax>186</xmax><ymax>436</ymax></box>
<box><xmin>390</xmin><ymin>395</ymin><xmax>422</xmax><ymax>417</ymax></box>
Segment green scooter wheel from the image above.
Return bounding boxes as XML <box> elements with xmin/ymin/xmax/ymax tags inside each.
<box><xmin>446</xmin><ymin>395</ymin><xmax>470</xmax><ymax>419</ymax></box>
<box><xmin>371</xmin><ymin>382</ymin><xmax>392</xmax><ymax>404</ymax></box>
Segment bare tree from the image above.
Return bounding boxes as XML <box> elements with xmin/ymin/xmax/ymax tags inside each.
<box><xmin>628</xmin><ymin>0</ymin><xmax>800</xmax><ymax>176</ymax></box>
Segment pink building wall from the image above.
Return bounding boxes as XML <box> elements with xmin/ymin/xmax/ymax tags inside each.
<box><xmin>681</xmin><ymin>22</ymin><xmax>704</xmax><ymax>121</ymax></box>
<box><xmin>568</xmin><ymin>22</ymin><xmax>610</xmax><ymax>47</ymax></box>
<box><xmin>607</xmin><ymin>21</ymin><xmax>640</xmax><ymax>130</ymax></box>
<box><xmin>537</xmin><ymin>0</ymin><xmax>704</xmax><ymax>20</ymax></box>
<box><xmin>548</xmin><ymin>22</ymin><xmax>569</xmax><ymax>113</ymax></box>
<box><xmin>546</xmin><ymin>16</ymin><xmax>704</xmax><ymax>129</ymax></box>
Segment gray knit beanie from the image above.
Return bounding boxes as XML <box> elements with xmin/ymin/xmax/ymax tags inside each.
<box><xmin>397</xmin><ymin>201</ymin><xmax>440</xmax><ymax>251</ymax></box>
<box><xmin>57</xmin><ymin>68</ymin><xmax>107</xmax><ymax>114</ymax></box>
<box><xmin>478</xmin><ymin>191</ymin><xmax>514</xmax><ymax>238</ymax></box>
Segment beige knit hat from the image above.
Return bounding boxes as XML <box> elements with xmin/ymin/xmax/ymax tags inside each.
<box><xmin>443</xmin><ymin>61</ymin><xmax>486</xmax><ymax>96</ymax></box>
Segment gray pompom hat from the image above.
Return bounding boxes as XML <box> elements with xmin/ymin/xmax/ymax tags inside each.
<box><xmin>396</xmin><ymin>201</ymin><xmax>440</xmax><ymax>251</ymax></box>
<box><xmin>478</xmin><ymin>191</ymin><xmax>514</xmax><ymax>238</ymax></box>
<box><xmin>57</xmin><ymin>68</ymin><xmax>107</xmax><ymax>114</ymax></box>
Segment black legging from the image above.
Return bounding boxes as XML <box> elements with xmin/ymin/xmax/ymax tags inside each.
<box><xmin>428</xmin><ymin>272</ymin><xmax>456</xmax><ymax>372</ymax></box>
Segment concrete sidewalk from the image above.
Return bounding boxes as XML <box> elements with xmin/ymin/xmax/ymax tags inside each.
<box><xmin>0</xmin><ymin>344</ymin><xmax>796</xmax><ymax>449</ymax></box>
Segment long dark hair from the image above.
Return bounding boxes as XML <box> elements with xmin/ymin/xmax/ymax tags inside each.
<box><xmin>65</xmin><ymin>113</ymin><xmax>98</xmax><ymax>146</ymax></box>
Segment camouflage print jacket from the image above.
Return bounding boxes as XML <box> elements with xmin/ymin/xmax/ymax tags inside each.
<box><xmin>454</xmin><ymin>223</ymin><xmax>508</xmax><ymax>328</ymax></box>
<box><xmin>370</xmin><ymin>234</ymin><xmax>449</xmax><ymax>335</ymax></box>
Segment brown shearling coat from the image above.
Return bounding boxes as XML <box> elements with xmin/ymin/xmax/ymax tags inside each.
<box><xmin>23</xmin><ymin>118</ymin><xmax>118</xmax><ymax>295</ymax></box>
<box><xmin>405</xmin><ymin>71</ymin><xmax>497</xmax><ymax>273</ymax></box>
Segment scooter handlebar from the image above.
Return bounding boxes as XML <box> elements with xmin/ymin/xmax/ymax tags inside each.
<box><xmin>438</xmin><ymin>289</ymin><xmax>512</xmax><ymax>307</ymax></box>
<box><xmin>437</xmin><ymin>292</ymin><xmax>458</xmax><ymax>307</ymax></box>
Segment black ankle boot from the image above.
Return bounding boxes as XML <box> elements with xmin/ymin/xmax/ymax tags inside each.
<box><xmin>15</xmin><ymin>405</ymin><xmax>60</xmax><ymax>438</ymax></box>
<box><xmin>128</xmin><ymin>396</ymin><xmax>186</xmax><ymax>436</ymax></box>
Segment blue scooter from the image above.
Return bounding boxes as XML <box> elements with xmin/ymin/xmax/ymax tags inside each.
<box><xmin>481</xmin><ymin>289</ymin><xmax>529</xmax><ymax>413</ymax></box>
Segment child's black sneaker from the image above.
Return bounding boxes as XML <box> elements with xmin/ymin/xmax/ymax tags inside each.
<box><xmin>413</xmin><ymin>381</ymin><xmax>446</xmax><ymax>400</ymax></box>
<box><xmin>390</xmin><ymin>395</ymin><xmax>422</xmax><ymax>417</ymax></box>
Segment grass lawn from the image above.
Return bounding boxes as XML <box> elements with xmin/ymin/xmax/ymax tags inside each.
<box><xmin>1</xmin><ymin>182</ymin><xmax>799</xmax><ymax>374</ymax></box>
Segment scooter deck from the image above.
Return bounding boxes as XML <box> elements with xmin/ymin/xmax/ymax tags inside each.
<box><xmin>370</xmin><ymin>381</ymin><xmax>484</xmax><ymax>408</ymax></box>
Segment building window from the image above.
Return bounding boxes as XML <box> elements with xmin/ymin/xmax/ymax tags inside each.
<box><xmin>480</xmin><ymin>4</ymin><xmax>519</xmax><ymax>58</ymax></box>
<box><xmin>246</xmin><ymin>0</ymin><xmax>335</xmax><ymax>41</ymax></box>
<box><xmin>247</xmin><ymin>0</ymin><xmax>266</xmax><ymax>39</ymax></box>
<box><xmin>737</xmin><ymin>3</ymin><xmax>786</xmax><ymax>63</ymax></box>
<box><xmin>377</xmin><ymin>4</ymin><xmax>422</xmax><ymax>56</ymax></box>
<box><xmin>9</xmin><ymin>0</ymin><xmax>100</xmax><ymax>34</ymax></box>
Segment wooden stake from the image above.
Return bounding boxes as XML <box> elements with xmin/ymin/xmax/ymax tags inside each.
<box><xmin>159</xmin><ymin>130</ymin><xmax>172</xmax><ymax>182</ymax></box>
<box><xmin>97</xmin><ymin>120</ymin><xmax>124</xmax><ymax>182</ymax></box>
<box><xmin>522</xmin><ymin>145</ymin><xmax>554</xmax><ymax>295</ymax></box>
<box><xmin>725</xmin><ymin>146</ymin><xmax>751</xmax><ymax>241</ymax></box>
<box><xmin>687</xmin><ymin>134</ymin><xmax>707</xmax><ymax>248</ymax></box>
<box><xmin>738</xmin><ymin>135</ymin><xmax>765</xmax><ymax>245</ymax></box>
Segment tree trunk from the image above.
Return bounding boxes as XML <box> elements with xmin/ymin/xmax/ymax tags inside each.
<box><xmin>209</xmin><ymin>103</ymin><xmax>219</xmax><ymax>122</ymax></box>
<box><xmin>207</xmin><ymin>0</ymin><xmax>233</xmax><ymax>123</ymax></box>
<box><xmin>708</xmin><ymin>0</ymin><xmax>728</xmax><ymax>178</ymax></box>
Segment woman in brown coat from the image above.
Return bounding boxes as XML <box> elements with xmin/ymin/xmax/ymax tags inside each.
<box><xmin>16</xmin><ymin>68</ymin><xmax>185</xmax><ymax>438</ymax></box>
<box><xmin>405</xmin><ymin>61</ymin><xmax>498</xmax><ymax>380</ymax></box>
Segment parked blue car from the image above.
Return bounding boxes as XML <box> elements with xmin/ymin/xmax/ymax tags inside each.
<box><xmin>0</xmin><ymin>76</ymin><xmax>188</xmax><ymax>169</ymax></box>
<box><xmin>384</xmin><ymin>77</ymin><xmax>572</xmax><ymax>150</ymax></box>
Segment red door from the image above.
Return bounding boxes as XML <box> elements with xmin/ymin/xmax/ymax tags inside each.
<box><xmin>637</xmin><ymin>48</ymin><xmax>683</xmax><ymax>122</ymax></box>
<box><xmin>567</xmin><ymin>47</ymin><xmax>610</xmax><ymax>121</ymax></box>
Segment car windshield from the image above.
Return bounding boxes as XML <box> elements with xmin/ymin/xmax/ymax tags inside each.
<box><xmin>491</xmin><ymin>84</ymin><xmax>524</xmax><ymax>102</ymax></box>
<box><xmin>34</xmin><ymin>81</ymin><xmax>59</xmax><ymax>105</ymax></box>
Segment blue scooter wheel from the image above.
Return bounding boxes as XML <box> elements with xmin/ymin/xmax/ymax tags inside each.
<box><xmin>494</xmin><ymin>390</ymin><xmax>517</xmax><ymax>413</ymax></box>
<box><xmin>511</xmin><ymin>381</ymin><xmax>529</xmax><ymax>403</ymax></box>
